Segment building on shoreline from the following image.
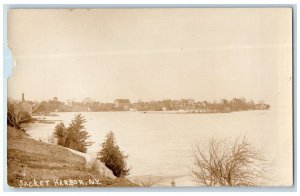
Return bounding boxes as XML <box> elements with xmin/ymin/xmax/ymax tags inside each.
<box><xmin>114</xmin><ymin>99</ymin><xmax>131</xmax><ymax>111</ymax></box>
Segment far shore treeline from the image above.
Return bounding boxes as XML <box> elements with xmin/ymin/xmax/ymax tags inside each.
<box><xmin>9</xmin><ymin>97</ymin><xmax>270</xmax><ymax>115</ymax></box>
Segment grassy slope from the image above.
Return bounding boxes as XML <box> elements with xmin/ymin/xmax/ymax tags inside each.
<box><xmin>7</xmin><ymin>126</ymin><xmax>137</xmax><ymax>188</ymax></box>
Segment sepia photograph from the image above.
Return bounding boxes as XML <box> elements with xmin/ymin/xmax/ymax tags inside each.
<box><xmin>6</xmin><ymin>7</ymin><xmax>293</xmax><ymax>188</ymax></box>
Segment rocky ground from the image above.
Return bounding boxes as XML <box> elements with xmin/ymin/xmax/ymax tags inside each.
<box><xmin>7</xmin><ymin>126</ymin><xmax>137</xmax><ymax>188</ymax></box>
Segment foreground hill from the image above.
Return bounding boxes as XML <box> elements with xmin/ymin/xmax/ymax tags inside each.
<box><xmin>7</xmin><ymin>126</ymin><xmax>136</xmax><ymax>188</ymax></box>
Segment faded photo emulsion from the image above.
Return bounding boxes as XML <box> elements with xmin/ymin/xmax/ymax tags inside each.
<box><xmin>7</xmin><ymin>8</ymin><xmax>293</xmax><ymax>188</ymax></box>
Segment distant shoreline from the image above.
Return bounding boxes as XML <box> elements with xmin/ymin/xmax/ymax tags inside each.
<box><xmin>33</xmin><ymin>109</ymin><xmax>269</xmax><ymax>116</ymax></box>
<box><xmin>30</xmin><ymin>109</ymin><xmax>269</xmax><ymax>126</ymax></box>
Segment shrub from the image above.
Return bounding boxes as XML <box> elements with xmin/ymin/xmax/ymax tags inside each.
<box><xmin>7</xmin><ymin>100</ymin><xmax>32</xmax><ymax>128</ymax></box>
<box><xmin>53</xmin><ymin>122</ymin><xmax>66</xmax><ymax>145</ymax></box>
<box><xmin>192</xmin><ymin>137</ymin><xmax>268</xmax><ymax>186</ymax></box>
<box><xmin>97</xmin><ymin>131</ymin><xmax>130</xmax><ymax>177</ymax></box>
<box><xmin>7</xmin><ymin>101</ymin><xmax>21</xmax><ymax>128</ymax></box>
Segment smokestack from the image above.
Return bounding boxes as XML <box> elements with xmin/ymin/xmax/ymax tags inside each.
<box><xmin>22</xmin><ymin>93</ymin><xmax>25</xmax><ymax>102</ymax></box>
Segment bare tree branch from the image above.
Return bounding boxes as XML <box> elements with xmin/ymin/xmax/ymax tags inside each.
<box><xmin>192</xmin><ymin>137</ymin><xmax>269</xmax><ymax>186</ymax></box>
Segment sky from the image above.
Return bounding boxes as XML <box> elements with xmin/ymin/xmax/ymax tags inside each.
<box><xmin>7</xmin><ymin>8</ymin><xmax>292</xmax><ymax>106</ymax></box>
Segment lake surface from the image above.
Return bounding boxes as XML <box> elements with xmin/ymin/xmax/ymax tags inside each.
<box><xmin>24</xmin><ymin>110</ymin><xmax>292</xmax><ymax>186</ymax></box>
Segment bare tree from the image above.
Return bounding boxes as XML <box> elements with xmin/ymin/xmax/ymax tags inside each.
<box><xmin>7</xmin><ymin>100</ymin><xmax>21</xmax><ymax>128</ymax></box>
<box><xmin>192</xmin><ymin>137</ymin><xmax>268</xmax><ymax>186</ymax></box>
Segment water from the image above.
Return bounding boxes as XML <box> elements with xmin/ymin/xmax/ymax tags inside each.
<box><xmin>24</xmin><ymin>110</ymin><xmax>292</xmax><ymax>186</ymax></box>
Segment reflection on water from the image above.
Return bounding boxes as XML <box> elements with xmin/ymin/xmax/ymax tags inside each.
<box><xmin>24</xmin><ymin>110</ymin><xmax>292</xmax><ymax>186</ymax></box>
